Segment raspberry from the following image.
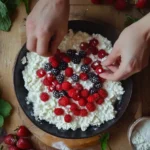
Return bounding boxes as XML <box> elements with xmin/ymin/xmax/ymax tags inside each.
<box><xmin>49</xmin><ymin>56</ymin><xmax>59</xmax><ymax>68</ymax></box>
<box><xmin>48</xmin><ymin>84</ymin><xmax>56</xmax><ymax>92</ymax></box>
<box><xmin>54</xmin><ymin>108</ymin><xmax>64</xmax><ymax>116</ymax></box>
<box><xmin>56</xmin><ymin>83</ymin><xmax>62</xmax><ymax>91</ymax></box>
<box><xmin>79</xmin><ymin>73</ymin><xmax>88</xmax><ymax>81</ymax></box>
<box><xmin>78</xmin><ymin>98</ymin><xmax>87</xmax><ymax>106</ymax></box>
<box><xmin>80</xmin><ymin>89</ymin><xmax>89</xmax><ymax>98</ymax></box>
<box><xmin>52</xmin><ymin>80</ymin><xmax>59</xmax><ymax>86</ymax></box>
<box><xmin>36</xmin><ymin>69</ymin><xmax>46</xmax><ymax>78</ymax></box>
<box><xmin>95</xmin><ymin>66</ymin><xmax>104</xmax><ymax>74</ymax></box>
<box><xmin>80</xmin><ymin>42</ymin><xmax>89</xmax><ymax>50</ymax></box>
<box><xmin>73</xmin><ymin>109</ymin><xmax>80</xmax><ymax>116</ymax></box>
<box><xmin>80</xmin><ymin>109</ymin><xmax>88</xmax><ymax>117</ymax></box>
<box><xmin>70</xmin><ymin>103</ymin><xmax>78</xmax><ymax>111</ymax></box>
<box><xmin>96</xmin><ymin>98</ymin><xmax>104</xmax><ymax>105</ymax></box>
<box><xmin>86</xmin><ymin>103</ymin><xmax>96</xmax><ymax>112</ymax></box>
<box><xmin>89</xmin><ymin>38</ymin><xmax>99</xmax><ymax>47</ymax></box>
<box><xmin>68</xmin><ymin>88</ymin><xmax>78</xmax><ymax>98</ymax></box>
<box><xmin>62</xmin><ymin>81</ymin><xmax>72</xmax><ymax>90</ymax></box>
<box><xmin>72</xmin><ymin>94</ymin><xmax>80</xmax><ymax>101</ymax></box>
<box><xmin>40</xmin><ymin>92</ymin><xmax>49</xmax><ymax>102</ymax></box>
<box><xmin>74</xmin><ymin>83</ymin><xmax>83</xmax><ymax>91</ymax></box>
<box><xmin>46</xmin><ymin>73</ymin><xmax>55</xmax><ymax>82</ymax></box>
<box><xmin>84</xmin><ymin>57</ymin><xmax>92</xmax><ymax>65</ymax></box>
<box><xmin>87</xmin><ymin>46</ymin><xmax>98</xmax><ymax>55</ymax></box>
<box><xmin>49</xmin><ymin>56</ymin><xmax>57</xmax><ymax>62</ymax></box>
<box><xmin>62</xmin><ymin>55</ymin><xmax>71</xmax><ymax>63</ymax></box>
<box><xmin>64</xmin><ymin>114</ymin><xmax>72</xmax><ymax>123</ymax></box>
<box><xmin>87</xmin><ymin>95</ymin><xmax>95</xmax><ymax>103</ymax></box>
<box><xmin>65</xmin><ymin>67</ymin><xmax>73</xmax><ymax>77</ymax></box>
<box><xmin>91</xmin><ymin>61</ymin><xmax>101</xmax><ymax>70</ymax></box>
<box><xmin>93</xmin><ymin>93</ymin><xmax>100</xmax><ymax>100</ymax></box>
<box><xmin>43</xmin><ymin>78</ymin><xmax>52</xmax><ymax>86</ymax></box>
<box><xmin>58</xmin><ymin>96</ymin><xmax>70</xmax><ymax>106</ymax></box>
<box><xmin>98</xmin><ymin>49</ymin><xmax>108</xmax><ymax>59</ymax></box>
<box><xmin>98</xmin><ymin>89</ymin><xmax>108</xmax><ymax>98</ymax></box>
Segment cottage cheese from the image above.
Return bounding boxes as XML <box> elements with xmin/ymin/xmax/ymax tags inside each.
<box><xmin>22</xmin><ymin>30</ymin><xmax>124</xmax><ymax>131</ymax></box>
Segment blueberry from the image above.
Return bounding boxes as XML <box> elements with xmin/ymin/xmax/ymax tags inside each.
<box><xmin>44</xmin><ymin>63</ymin><xmax>52</xmax><ymax>71</ymax></box>
<box><xmin>58</xmin><ymin>61</ymin><xmax>68</xmax><ymax>70</ymax></box>
<box><xmin>53</xmin><ymin>90</ymin><xmax>60</xmax><ymax>99</ymax></box>
<box><xmin>56</xmin><ymin>74</ymin><xmax>64</xmax><ymax>83</ymax></box>
<box><xmin>81</xmin><ymin>64</ymin><xmax>90</xmax><ymax>73</ymax></box>
<box><xmin>71</xmin><ymin>74</ymin><xmax>79</xmax><ymax>82</ymax></box>
<box><xmin>51</xmin><ymin>68</ymin><xmax>60</xmax><ymax>76</ymax></box>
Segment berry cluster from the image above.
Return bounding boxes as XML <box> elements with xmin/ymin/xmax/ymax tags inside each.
<box><xmin>36</xmin><ymin>38</ymin><xmax>109</xmax><ymax>123</ymax></box>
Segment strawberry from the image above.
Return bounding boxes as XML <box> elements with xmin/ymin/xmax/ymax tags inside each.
<box><xmin>91</xmin><ymin>0</ymin><xmax>101</xmax><ymax>4</ymax></box>
<box><xmin>96</xmin><ymin>98</ymin><xmax>104</xmax><ymax>105</ymax></box>
<box><xmin>17</xmin><ymin>126</ymin><xmax>30</xmax><ymax>137</ymax></box>
<box><xmin>91</xmin><ymin>61</ymin><xmax>101</xmax><ymax>70</ymax></box>
<box><xmin>87</xmin><ymin>46</ymin><xmax>98</xmax><ymax>55</ymax></box>
<box><xmin>84</xmin><ymin>57</ymin><xmax>92</xmax><ymax>65</ymax></box>
<box><xmin>16</xmin><ymin>138</ymin><xmax>33</xmax><ymax>149</ymax></box>
<box><xmin>93</xmin><ymin>93</ymin><xmax>100</xmax><ymax>100</ymax></box>
<box><xmin>74</xmin><ymin>83</ymin><xmax>83</xmax><ymax>91</ymax></box>
<box><xmin>89</xmin><ymin>38</ymin><xmax>99</xmax><ymax>47</ymax></box>
<box><xmin>46</xmin><ymin>73</ymin><xmax>55</xmax><ymax>82</ymax></box>
<box><xmin>65</xmin><ymin>67</ymin><xmax>73</xmax><ymax>77</ymax></box>
<box><xmin>62</xmin><ymin>81</ymin><xmax>72</xmax><ymax>90</ymax></box>
<box><xmin>78</xmin><ymin>98</ymin><xmax>87</xmax><ymax>106</ymax></box>
<box><xmin>98</xmin><ymin>89</ymin><xmax>108</xmax><ymax>98</ymax></box>
<box><xmin>80</xmin><ymin>89</ymin><xmax>89</xmax><ymax>98</ymax></box>
<box><xmin>68</xmin><ymin>88</ymin><xmax>78</xmax><ymax>98</ymax></box>
<box><xmin>80</xmin><ymin>109</ymin><xmax>88</xmax><ymax>117</ymax></box>
<box><xmin>36</xmin><ymin>68</ymin><xmax>46</xmax><ymax>78</ymax></box>
<box><xmin>42</xmin><ymin>77</ymin><xmax>52</xmax><ymax>86</ymax></box>
<box><xmin>115</xmin><ymin>0</ymin><xmax>127</xmax><ymax>10</ymax></box>
<box><xmin>79</xmin><ymin>73</ymin><xmax>88</xmax><ymax>81</ymax></box>
<box><xmin>136</xmin><ymin>0</ymin><xmax>147</xmax><ymax>8</ymax></box>
<box><xmin>95</xmin><ymin>66</ymin><xmax>104</xmax><ymax>74</ymax></box>
<box><xmin>58</xmin><ymin>96</ymin><xmax>70</xmax><ymax>106</ymax></box>
<box><xmin>4</xmin><ymin>134</ymin><xmax>17</xmax><ymax>146</ymax></box>
<box><xmin>87</xmin><ymin>95</ymin><xmax>95</xmax><ymax>103</ymax></box>
<box><xmin>70</xmin><ymin>103</ymin><xmax>78</xmax><ymax>111</ymax></box>
<box><xmin>48</xmin><ymin>84</ymin><xmax>56</xmax><ymax>92</ymax></box>
<box><xmin>54</xmin><ymin>108</ymin><xmax>64</xmax><ymax>115</ymax></box>
<box><xmin>73</xmin><ymin>109</ymin><xmax>80</xmax><ymax>116</ymax></box>
<box><xmin>80</xmin><ymin>42</ymin><xmax>89</xmax><ymax>50</ymax></box>
<box><xmin>40</xmin><ymin>92</ymin><xmax>49</xmax><ymax>102</ymax></box>
<box><xmin>98</xmin><ymin>49</ymin><xmax>108</xmax><ymax>59</ymax></box>
<box><xmin>86</xmin><ymin>103</ymin><xmax>96</xmax><ymax>112</ymax></box>
<box><xmin>62</xmin><ymin>55</ymin><xmax>71</xmax><ymax>63</ymax></box>
<box><xmin>8</xmin><ymin>146</ymin><xmax>20</xmax><ymax>150</ymax></box>
<box><xmin>56</xmin><ymin>83</ymin><xmax>62</xmax><ymax>91</ymax></box>
<box><xmin>64</xmin><ymin>114</ymin><xmax>72</xmax><ymax>123</ymax></box>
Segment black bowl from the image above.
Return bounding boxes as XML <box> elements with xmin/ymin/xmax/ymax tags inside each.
<box><xmin>13</xmin><ymin>20</ymin><xmax>132</xmax><ymax>139</ymax></box>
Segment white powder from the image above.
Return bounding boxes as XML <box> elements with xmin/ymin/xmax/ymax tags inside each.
<box><xmin>131</xmin><ymin>120</ymin><xmax>150</xmax><ymax>150</ymax></box>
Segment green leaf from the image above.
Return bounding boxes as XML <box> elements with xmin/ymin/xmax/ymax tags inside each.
<box><xmin>21</xmin><ymin>0</ymin><xmax>30</xmax><ymax>14</ymax></box>
<box><xmin>0</xmin><ymin>115</ymin><xmax>4</xmax><ymax>127</ymax></box>
<box><xmin>124</xmin><ymin>15</ymin><xmax>139</xmax><ymax>27</ymax></box>
<box><xmin>0</xmin><ymin>14</ymin><xmax>11</xmax><ymax>31</ymax></box>
<box><xmin>0</xmin><ymin>99</ymin><xmax>12</xmax><ymax>118</ymax></box>
<box><xmin>0</xmin><ymin>1</ymin><xmax>8</xmax><ymax>17</ymax></box>
<box><xmin>100</xmin><ymin>133</ymin><xmax>110</xmax><ymax>150</ymax></box>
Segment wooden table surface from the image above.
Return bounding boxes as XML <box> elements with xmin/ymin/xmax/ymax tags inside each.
<box><xmin>0</xmin><ymin>0</ymin><xmax>150</xmax><ymax>150</ymax></box>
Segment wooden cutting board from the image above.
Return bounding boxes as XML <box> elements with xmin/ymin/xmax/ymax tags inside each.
<box><xmin>2</xmin><ymin>0</ymin><xmax>150</xmax><ymax>150</ymax></box>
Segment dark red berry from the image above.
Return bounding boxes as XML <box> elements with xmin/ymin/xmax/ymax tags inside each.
<box><xmin>98</xmin><ymin>50</ymin><xmax>108</xmax><ymax>59</ymax></box>
<box><xmin>4</xmin><ymin>134</ymin><xmax>17</xmax><ymax>146</ymax></box>
<box><xmin>80</xmin><ymin>42</ymin><xmax>89</xmax><ymax>50</ymax></box>
<box><xmin>16</xmin><ymin>138</ymin><xmax>33</xmax><ymax>149</ymax></box>
<box><xmin>74</xmin><ymin>83</ymin><xmax>83</xmax><ymax>91</ymax></box>
<box><xmin>115</xmin><ymin>0</ymin><xmax>127</xmax><ymax>10</ymax></box>
<box><xmin>95</xmin><ymin>66</ymin><xmax>104</xmax><ymax>74</ymax></box>
<box><xmin>36</xmin><ymin>69</ymin><xmax>46</xmax><ymax>78</ymax></box>
<box><xmin>43</xmin><ymin>78</ymin><xmax>52</xmax><ymax>86</ymax></box>
<box><xmin>80</xmin><ymin>109</ymin><xmax>88</xmax><ymax>117</ymax></box>
<box><xmin>87</xmin><ymin>46</ymin><xmax>98</xmax><ymax>55</ymax></box>
<box><xmin>40</xmin><ymin>92</ymin><xmax>49</xmax><ymax>102</ymax></box>
<box><xmin>79</xmin><ymin>73</ymin><xmax>88</xmax><ymax>81</ymax></box>
<box><xmin>80</xmin><ymin>89</ymin><xmax>89</xmax><ymax>98</ymax></box>
<box><xmin>86</xmin><ymin>103</ymin><xmax>96</xmax><ymax>112</ymax></box>
<box><xmin>17</xmin><ymin>126</ymin><xmax>30</xmax><ymax>137</ymax></box>
<box><xmin>98</xmin><ymin>89</ymin><xmax>108</xmax><ymax>98</ymax></box>
<box><xmin>84</xmin><ymin>57</ymin><xmax>92</xmax><ymax>65</ymax></box>
<box><xmin>136</xmin><ymin>0</ymin><xmax>147</xmax><ymax>8</ymax></box>
<box><xmin>91</xmin><ymin>61</ymin><xmax>101</xmax><ymax>70</ymax></box>
<box><xmin>64</xmin><ymin>114</ymin><xmax>72</xmax><ymax>123</ymax></box>
<box><xmin>96</xmin><ymin>98</ymin><xmax>104</xmax><ymax>105</ymax></box>
<box><xmin>62</xmin><ymin>81</ymin><xmax>72</xmax><ymax>90</ymax></box>
<box><xmin>65</xmin><ymin>67</ymin><xmax>73</xmax><ymax>77</ymax></box>
<box><xmin>54</xmin><ymin>108</ymin><xmax>64</xmax><ymax>115</ymax></box>
<box><xmin>8</xmin><ymin>146</ymin><xmax>20</xmax><ymax>150</ymax></box>
<box><xmin>89</xmin><ymin>38</ymin><xmax>99</xmax><ymax>47</ymax></box>
<box><xmin>58</xmin><ymin>96</ymin><xmax>70</xmax><ymax>106</ymax></box>
<box><xmin>91</xmin><ymin>0</ymin><xmax>101</xmax><ymax>4</ymax></box>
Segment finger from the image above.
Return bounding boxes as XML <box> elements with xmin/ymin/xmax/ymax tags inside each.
<box><xmin>26</xmin><ymin>36</ymin><xmax>37</xmax><ymax>52</ymax></box>
<box><xmin>102</xmin><ymin>48</ymin><xmax>120</xmax><ymax>66</ymax></box>
<box><xmin>37</xmin><ymin>33</ymin><xmax>52</xmax><ymax>57</ymax></box>
<box><xmin>50</xmin><ymin>31</ymin><xmax>66</xmax><ymax>55</ymax></box>
<box><xmin>107</xmin><ymin>65</ymin><xmax>118</xmax><ymax>73</ymax></box>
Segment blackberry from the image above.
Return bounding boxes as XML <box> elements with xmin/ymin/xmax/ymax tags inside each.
<box><xmin>81</xmin><ymin>64</ymin><xmax>90</xmax><ymax>73</ymax></box>
<box><xmin>79</xmin><ymin>50</ymin><xmax>86</xmax><ymax>58</ymax></box>
<box><xmin>59</xmin><ymin>90</ymin><xmax>67</xmax><ymax>97</ymax></box>
<box><xmin>67</xmin><ymin>49</ymin><xmax>77</xmax><ymax>57</ymax></box>
<box><xmin>88</xmin><ymin>72</ymin><xmax>96</xmax><ymax>78</ymax></box>
<box><xmin>72</xmin><ymin>55</ymin><xmax>81</xmax><ymax>64</ymax></box>
<box><xmin>44</xmin><ymin>63</ymin><xmax>52</xmax><ymax>71</ymax></box>
<box><xmin>89</xmin><ymin>87</ymin><xmax>98</xmax><ymax>94</ymax></box>
<box><xmin>53</xmin><ymin>90</ymin><xmax>60</xmax><ymax>99</ymax></box>
<box><xmin>71</xmin><ymin>74</ymin><xmax>79</xmax><ymax>82</ymax></box>
<box><xmin>89</xmin><ymin>75</ymin><xmax>100</xmax><ymax>83</ymax></box>
<box><xmin>58</xmin><ymin>61</ymin><xmax>68</xmax><ymax>70</ymax></box>
<box><xmin>94</xmin><ymin>82</ymin><xmax>102</xmax><ymax>89</ymax></box>
<box><xmin>51</xmin><ymin>68</ymin><xmax>60</xmax><ymax>76</ymax></box>
<box><xmin>56</xmin><ymin>74</ymin><xmax>64</xmax><ymax>83</ymax></box>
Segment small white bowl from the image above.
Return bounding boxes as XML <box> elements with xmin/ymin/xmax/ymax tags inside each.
<box><xmin>128</xmin><ymin>117</ymin><xmax>150</xmax><ymax>149</ymax></box>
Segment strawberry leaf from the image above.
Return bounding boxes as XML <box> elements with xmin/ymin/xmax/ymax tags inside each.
<box><xmin>100</xmin><ymin>133</ymin><xmax>110</xmax><ymax>150</ymax></box>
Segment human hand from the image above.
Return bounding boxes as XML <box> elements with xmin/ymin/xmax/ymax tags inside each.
<box><xmin>100</xmin><ymin>14</ymin><xmax>150</xmax><ymax>81</ymax></box>
<box><xmin>26</xmin><ymin>0</ymin><xmax>69</xmax><ymax>56</ymax></box>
